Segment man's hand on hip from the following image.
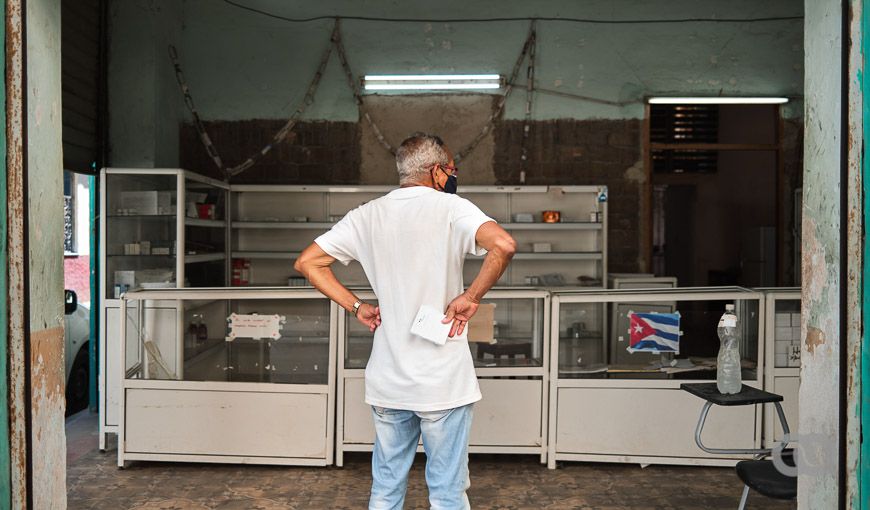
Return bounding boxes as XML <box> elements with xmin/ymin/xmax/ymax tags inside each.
<box><xmin>357</xmin><ymin>303</ymin><xmax>382</xmax><ymax>333</ymax></box>
<box><xmin>442</xmin><ymin>293</ymin><xmax>479</xmax><ymax>338</ymax></box>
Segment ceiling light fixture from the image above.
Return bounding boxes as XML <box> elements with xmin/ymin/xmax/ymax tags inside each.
<box><xmin>363</xmin><ymin>74</ymin><xmax>502</xmax><ymax>92</ymax></box>
<box><xmin>648</xmin><ymin>97</ymin><xmax>789</xmax><ymax>104</ymax></box>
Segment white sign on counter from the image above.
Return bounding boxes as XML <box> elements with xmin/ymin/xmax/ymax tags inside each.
<box><xmin>226</xmin><ymin>313</ymin><xmax>285</xmax><ymax>341</ymax></box>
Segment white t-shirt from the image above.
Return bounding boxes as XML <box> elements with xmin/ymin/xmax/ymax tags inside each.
<box><xmin>315</xmin><ymin>186</ymin><xmax>494</xmax><ymax>412</ymax></box>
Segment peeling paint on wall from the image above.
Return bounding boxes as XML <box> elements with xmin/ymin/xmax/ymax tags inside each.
<box><xmin>805</xmin><ymin>326</ymin><xmax>825</xmax><ymax>354</ymax></box>
<box><xmin>26</xmin><ymin>0</ymin><xmax>67</xmax><ymax>505</ymax></box>
<box><xmin>800</xmin><ymin>0</ymin><xmax>843</xmax><ymax>506</ymax></box>
<box><xmin>5</xmin><ymin>0</ymin><xmax>28</xmax><ymax>505</ymax></box>
<box><xmin>29</xmin><ymin>327</ymin><xmax>65</xmax><ymax>509</ymax></box>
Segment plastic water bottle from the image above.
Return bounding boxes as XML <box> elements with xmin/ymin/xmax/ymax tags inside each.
<box><xmin>716</xmin><ymin>304</ymin><xmax>742</xmax><ymax>394</ymax></box>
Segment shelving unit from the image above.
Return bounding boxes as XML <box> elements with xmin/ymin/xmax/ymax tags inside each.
<box><xmin>230</xmin><ymin>185</ymin><xmax>389</xmax><ymax>287</ymax></box>
<box><xmin>454</xmin><ymin>186</ymin><xmax>608</xmax><ymax>287</ymax></box>
<box><xmin>336</xmin><ymin>289</ymin><xmax>551</xmax><ymax>466</ymax></box>
<box><xmin>229</xmin><ymin>184</ymin><xmax>608</xmax><ymax>288</ymax></box>
<box><xmin>98</xmin><ymin>168</ymin><xmax>230</xmax><ymax>450</ymax></box>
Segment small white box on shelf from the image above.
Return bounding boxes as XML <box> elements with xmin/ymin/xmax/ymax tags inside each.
<box><xmin>775</xmin><ymin>313</ymin><xmax>791</xmax><ymax>327</ymax></box>
<box><xmin>791</xmin><ymin>313</ymin><xmax>802</xmax><ymax>327</ymax></box>
<box><xmin>512</xmin><ymin>213</ymin><xmax>534</xmax><ymax>223</ymax></box>
<box><xmin>775</xmin><ymin>326</ymin><xmax>793</xmax><ymax>341</ymax></box>
<box><xmin>791</xmin><ymin>327</ymin><xmax>802</xmax><ymax>342</ymax></box>
<box><xmin>532</xmin><ymin>243</ymin><xmax>552</xmax><ymax>253</ymax></box>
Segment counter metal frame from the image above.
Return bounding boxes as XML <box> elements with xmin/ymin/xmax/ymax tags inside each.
<box><xmin>117</xmin><ymin>287</ymin><xmax>337</xmax><ymax>467</ymax></box>
<box><xmin>336</xmin><ymin>288</ymin><xmax>551</xmax><ymax>465</ymax></box>
<box><xmin>548</xmin><ymin>287</ymin><xmax>767</xmax><ymax>468</ymax></box>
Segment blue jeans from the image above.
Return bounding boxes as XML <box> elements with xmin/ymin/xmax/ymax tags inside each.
<box><xmin>369</xmin><ymin>404</ymin><xmax>473</xmax><ymax>510</ymax></box>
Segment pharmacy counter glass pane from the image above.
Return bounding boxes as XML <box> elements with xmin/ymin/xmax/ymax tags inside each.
<box><xmin>105</xmin><ymin>173</ymin><xmax>178</xmax><ymax>297</ymax></box>
<box><xmin>343</xmin><ymin>294</ymin><xmax>546</xmax><ymax>369</ymax></box>
<box><xmin>124</xmin><ymin>295</ymin><xmax>331</xmax><ymax>385</ymax></box>
<box><xmin>554</xmin><ymin>287</ymin><xmax>761</xmax><ymax>380</ymax></box>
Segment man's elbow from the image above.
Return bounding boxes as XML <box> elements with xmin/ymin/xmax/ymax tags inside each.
<box><xmin>293</xmin><ymin>255</ymin><xmax>309</xmax><ymax>275</ymax></box>
<box><xmin>494</xmin><ymin>236</ymin><xmax>517</xmax><ymax>259</ymax></box>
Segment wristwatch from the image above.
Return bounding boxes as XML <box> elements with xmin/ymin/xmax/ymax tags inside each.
<box><xmin>351</xmin><ymin>300</ymin><xmax>362</xmax><ymax>316</ymax></box>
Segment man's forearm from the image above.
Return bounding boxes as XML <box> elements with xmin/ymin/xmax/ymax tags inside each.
<box><xmin>464</xmin><ymin>244</ymin><xmax>514</xmax><ymax>302</ymax></box>
<box><xmin>302</xmin><ymin>264</ymin><xmax>359</xmax><ymax>313</ymax></box>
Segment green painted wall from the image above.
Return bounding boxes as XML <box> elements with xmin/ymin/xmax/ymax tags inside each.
<box><xmin>862</xmin><ymin>0</ymin><xmax>870</xmax><ymax>505</ymax></box>
<box><xmin>107</xmin><ymin>0</ymin><xmax>182</xmax><ymax>167</ymax></box>
<box><xmin>800</xmin><ymin>0</ymin><xmax>842</xmax><ymax>507</ymax></box>
<box><xmin>26</xmin><ymin>0</ymin><xmax>67</xmax><ymax>505</ymax></box>
<box><xmin>178</xmin><ymin>0</ymin><xmax>804</xmax><ymax>120</ymax></box>
<box><xmin>109</xmin><ymin>0</ymin><xmax>804</xmax><ymax>166</ymax></box>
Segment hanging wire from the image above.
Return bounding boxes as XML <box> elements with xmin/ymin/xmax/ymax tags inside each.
<box><xmin>171</xmin><ymin>18</ymin><xmax>539</xmax><ymax>175</ymax></box>
<box><xmin>519</xmin><ymin>21</ymin><xmax>537</xmax><ymax>173</ymax></box>
<box><xmin>454</xmin><ymin>21</ymin><xmax>537</xmax><ymax>161</ymax></box>
<box><xmin>220</xmin><ymin>1</ymin><xmax>802</xmax><ymax>25</ymax></box>
<box><xmin>226</xmin><ymin>21</ymin><xmax>339</xmax><ymax>177</ymax></box>
<box><xmin>170</xmin><ymin>20</ymin><xmax>339</xmax><ymax>178</ymax></box>
<box><xmin>331</xmin><ymin>18</ymin><xmax>396</xmax><ymax>156</ymax></box>
<box><xmin>169</xmin><ymin>45</ymin><xmax>225</xmax><ymax>172</ymax></box>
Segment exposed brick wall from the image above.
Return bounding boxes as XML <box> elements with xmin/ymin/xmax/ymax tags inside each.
<box><xmin>179</xmin><ymin>120</ymin><xmax>360</xmax><ymax>184</ymax></box>
<box><xmin>63</xmin><ymin>256</ymin><xmax>91</xmax><ymax>304</ymax></box>
<box><xmin>493</xmin><ymin>119</ymin><xmax>644</xmax><ymax>274</ymax></box>
<box><xmin>179</xmin><ymin>117</ymin><xmax>802</xmax><ymax>279</ymax></box>
<box><xmin>180</xmin><ymin>117</ymin><xmax>644</xmax><ymax>272</ymax></box>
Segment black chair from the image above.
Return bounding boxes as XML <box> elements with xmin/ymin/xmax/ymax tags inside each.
<box><xmin>681</xmin><ymin>383</ymin><xmax>797</xmax><ymax>509</ymax></box>
<box><xmin>735</xmin><ymin>448</ymin><xmax>797</xmax><ymax>508</ymax></box>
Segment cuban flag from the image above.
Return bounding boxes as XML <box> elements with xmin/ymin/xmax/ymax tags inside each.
<box><xmin>628</xmin><ymin>311</ymin><xmax>681</xmax><ymax>353</ymax></box>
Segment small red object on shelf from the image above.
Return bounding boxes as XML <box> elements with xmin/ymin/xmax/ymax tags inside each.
<box><xmin>232</xmin><ymin>258</ymin><xmax>250</xmax><ymax>286</ymax></box>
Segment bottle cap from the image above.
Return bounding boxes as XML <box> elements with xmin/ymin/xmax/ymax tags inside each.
<box><xmin>725</xmin><ymin>304</ymin><xmax>735</xmax><ymax>311</ymax></box>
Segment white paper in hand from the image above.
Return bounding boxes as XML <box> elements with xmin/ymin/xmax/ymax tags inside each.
<box><xmin>410</xmin><ymin>304</ymin><xmax>453</xmax><ymax>346</ymax></box>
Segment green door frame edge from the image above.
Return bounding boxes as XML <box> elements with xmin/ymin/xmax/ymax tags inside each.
<box><xmin>88</xmin><ymin>174</ymin><xmax>97</xmax><ymax>410</ymax></box>
<box><xmin>862</xmin><ymin>0</ymin><xmax>870</xmax><ymax>505</ymax></box>
<box><xmin>0</xmin><ymin>0</ymin><xmax>12</xmax><ymax>504</ymax></box>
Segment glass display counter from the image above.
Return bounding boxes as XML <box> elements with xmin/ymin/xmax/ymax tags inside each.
<box><xmin>761</xmin><ymin>288</ymin><xmax>801</xmax><ymax>446</ymax></box>
<box><xmin>336</xmin><ymin>289</ymin><xmax>550</xmax><ymax>465</ymax></box>
<box><xmin>548</xmin><ymin>287</ymin><xmax>765</xmax><ymax>468</ymax></box>
<box><xmin>117</xmin><ymin>287</ymin><xmax>337</xmax><ymax>467</ymax></box>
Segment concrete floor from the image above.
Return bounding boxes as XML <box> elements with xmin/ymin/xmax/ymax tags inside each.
<box><xmin>66</xmin><ymin>411</ymin><xmax>796</xmax><ymax>509</ymax></box>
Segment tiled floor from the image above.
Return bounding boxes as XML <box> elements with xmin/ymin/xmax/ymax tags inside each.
<box><xmin>67</xmin><ymin>411</ymin><xmax>795</xmax><ymax>509</ymax></box>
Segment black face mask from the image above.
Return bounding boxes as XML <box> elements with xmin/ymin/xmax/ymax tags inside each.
<box><xmin>443</xmin><ymin>174</ymin><xmax>458</xmax><ymax>194</ymax></box>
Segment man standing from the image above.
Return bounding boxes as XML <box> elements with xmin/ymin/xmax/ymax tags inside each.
<box><xmin>295</xmin><ymin>133</ymin><xmax>516</xmax><ymax>509</ymax></box>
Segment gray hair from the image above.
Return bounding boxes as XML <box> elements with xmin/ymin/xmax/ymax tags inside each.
<box><xmin>395</xmin><ymin>133</ymin><xmax>450</xmax><ymax>184</ymax></box>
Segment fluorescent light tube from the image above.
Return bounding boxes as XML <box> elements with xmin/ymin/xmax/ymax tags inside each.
<box><xmin>648</xmin><ymin>97</ymin><xmax>789</xmax><ymax>104</ymax></box>
<box><xmin>365</xmin><ymin>83</ymin><xmax>501</xmax><ymax>91</ymax></box>
<box><xmin>362</xmin><ymin>74</ymin><xmax>502</xmax><ymax>92</ymax></box>
<box><xmin>364</xmin><ymin>74</ymin><xmax>501</xmax><ymax>81</ymax></box>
